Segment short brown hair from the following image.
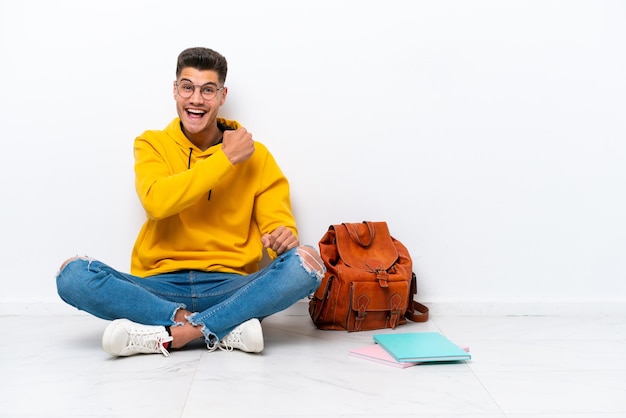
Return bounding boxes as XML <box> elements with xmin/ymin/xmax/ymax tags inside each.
<box><xmin>176</xmin><ymin>47</ymin><xmax>228</xmax><ymax>84</ymax></box>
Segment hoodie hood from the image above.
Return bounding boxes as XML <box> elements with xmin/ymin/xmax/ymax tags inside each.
<box><xmin>165</xmin><ymin>117</ymin><xmax>242</xmax><ymax>156</ymax></box>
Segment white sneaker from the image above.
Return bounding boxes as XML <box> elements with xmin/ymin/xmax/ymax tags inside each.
<box><xmin>209</xmin><ymin>318</ymin><xmax>264</xmax><ymax>353</ymax></box>
<box><xmin>102</xmin><ymin>319</ymin><xmax>173</xmax><ymax>357</ymax></box>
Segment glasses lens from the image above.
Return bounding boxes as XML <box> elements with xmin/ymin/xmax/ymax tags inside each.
<box><xmin>177</xmin><ymin>82</ymin><xmax>194</xmax><ymax>98</ymax></box>
<box><xmin>200</xmin><ymin>85</ymin><xmax>218</xmax><ymax>100</ymax></box>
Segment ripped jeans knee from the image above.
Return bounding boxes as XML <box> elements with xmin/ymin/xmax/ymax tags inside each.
<box><xmin>295</xmin><ymin>245</ymin><xmax>326</xmax><ymax>281</ymax></box>
<box><xmin>57</xmin><ymin>255</ymin><xmax>93</xmax><ymax>275</ymax></box>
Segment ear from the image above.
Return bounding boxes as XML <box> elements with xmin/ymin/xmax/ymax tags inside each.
<box><xmin>172</xmin><ymin>81</ymin><xmax>178</xmax><ymax>100</ymax></box>
<box><xmin>219</xmin><ymin>87</ymin><xmax>228</xmax><ymax>106</ymax></box>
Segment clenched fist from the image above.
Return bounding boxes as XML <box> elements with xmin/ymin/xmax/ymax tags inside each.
<box><xmin>261</xmin><ymin>226</ymin><xmax>299</xmax><ymax>255</ymax></box>
<box><xmin>222</xmin><ymin>128</ymin><xmax>255</xmax><ymax>165</ymax></box>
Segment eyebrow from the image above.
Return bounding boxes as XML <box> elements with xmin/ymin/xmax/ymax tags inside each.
<box><xmin>179</xmin><ymin>78</ymin><xmax>219</xmax><ymax>87</ymax></box>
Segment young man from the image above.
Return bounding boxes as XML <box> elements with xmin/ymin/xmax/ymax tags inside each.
<box><xmin>56</xmin><ymin>47</ymin><xmax>325</xmax><ymax>357</ymax></box>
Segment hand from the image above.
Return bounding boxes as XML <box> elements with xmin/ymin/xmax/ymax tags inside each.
<box><xmin>222</xmin><ymin>128</ymin><xmax>255</xmax><ymax>164</ymax></box>
<box><xmin>261</xmin><ymin>226</ymin><xmax>299</xmax><ymax>255</ymax></box>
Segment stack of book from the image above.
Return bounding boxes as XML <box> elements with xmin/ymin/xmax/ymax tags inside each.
<box><xmin>349</xmin><ymin>332</ymin><xmax>471</xmax><ymax>368</ymax></box>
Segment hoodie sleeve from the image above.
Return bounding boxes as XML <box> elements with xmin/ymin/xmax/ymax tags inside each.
<box><xmin>252</xmin><ymin>146</ymin><xmax>298</xmax><ymax>258</ymax></box>
<box><xmin>134</xmin><ymin>135</ymin><xmax>234</xmax><ymax>220</ymax></box>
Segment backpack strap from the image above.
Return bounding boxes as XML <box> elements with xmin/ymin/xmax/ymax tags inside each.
<box><xmin>406</xmin><ymin>300</ymin><xmax>430</xmax><ymax>322</ymax></box>
<box><xmin>406</xmin><ymin>272</ymin><xmax>429</xmax><ymax>322</ymax></box>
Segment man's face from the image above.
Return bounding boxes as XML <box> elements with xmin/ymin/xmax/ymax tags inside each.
<box><xmin>174</xmin><ymin>68</ymin><xmax>227</xmax><ymax>138</ymax></box>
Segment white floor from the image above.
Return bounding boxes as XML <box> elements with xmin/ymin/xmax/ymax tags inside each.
<box><xmin>2</xmin><ymin>301</ymin><xmax>625</xmax><ymax>417</ymax></box>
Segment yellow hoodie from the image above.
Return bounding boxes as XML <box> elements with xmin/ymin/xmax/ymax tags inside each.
<box><xmin>130</xmin><ymin>117</ymin><xmax>297</xmax><ymax>277</ymax></box>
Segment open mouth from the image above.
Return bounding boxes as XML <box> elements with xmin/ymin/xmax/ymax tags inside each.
<box><xmin>186</xmin><ymin>109</ymin><xmax>206</xmax><ymax>119</ymax></box>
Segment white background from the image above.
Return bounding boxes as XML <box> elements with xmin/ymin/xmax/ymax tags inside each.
<box><xmin>1</xmin><ymin>0</ymin><xmax>624</xmax><ymax>313</ymax></box>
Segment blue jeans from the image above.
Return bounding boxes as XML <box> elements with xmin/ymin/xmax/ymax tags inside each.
<box><xmin>56</xmin><ymin>247</ymin><xmax>324</xmax><ymax>345</ymax></box>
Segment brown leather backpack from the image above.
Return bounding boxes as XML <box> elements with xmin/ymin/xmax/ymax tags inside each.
<box><xmin>309</xmin><ymin>221</ymin><xmax>429</xmax><ymax>331</ymax></box>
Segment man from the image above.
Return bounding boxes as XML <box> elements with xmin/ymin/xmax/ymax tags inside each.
<box><xmin>56</xmin><ymin>47</ymin><xmax>325</xmax><ymax>357</ymax></box>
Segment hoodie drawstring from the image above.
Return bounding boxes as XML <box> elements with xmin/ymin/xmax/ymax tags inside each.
<box><xmin>188</xmin><ymin>147</ymin><xmax>212</xmax><ymax>201</ymax></box>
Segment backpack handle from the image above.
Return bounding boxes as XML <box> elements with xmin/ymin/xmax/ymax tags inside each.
<box><xmin>344</xmin><ymin>221</ymin><xmax>376</xmax><ymax>247</ymax></box>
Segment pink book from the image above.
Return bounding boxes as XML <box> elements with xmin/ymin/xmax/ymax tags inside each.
<box><xmin>350</xmin><ymin>344</ymin><xmax>417</xmax><ymax>368</ymax></box>
<box><xmin>349</xmin><ymin>344</ymin><xmax>470</xmax><ymax>368</ymax></box>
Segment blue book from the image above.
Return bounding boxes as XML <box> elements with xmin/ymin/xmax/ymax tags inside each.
<box><xmin>373</xmin><ymin>332</ymin><xmax>472</xmax><ymax>363</ymax></box>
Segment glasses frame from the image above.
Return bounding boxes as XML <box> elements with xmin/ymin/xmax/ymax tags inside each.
<box><xmin>175</xmin><ymin>81</ymin><xmax>225</xmax><ymax>100</ymax></box>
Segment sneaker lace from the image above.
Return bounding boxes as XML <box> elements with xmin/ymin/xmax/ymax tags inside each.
<box><xmin>128</xmin><ymin>328</ymin><xmax>173</xmax><ymax>357</ymax></box>
<box><xmin>207</xmin><ymin>327</ymin><xmax>242</xmax><ymax>352</ymax></box>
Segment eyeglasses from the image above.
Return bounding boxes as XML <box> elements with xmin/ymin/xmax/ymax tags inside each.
<box><xmin>175</xmin><ymin>81</ymin><xmax>224</xmax><ymax>100</ymax></box>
